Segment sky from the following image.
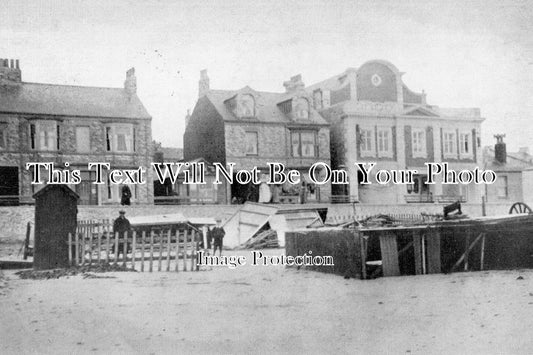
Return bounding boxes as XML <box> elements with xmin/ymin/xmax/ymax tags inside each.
<box><xmin>1</xmin><ymin>0</ymin><xmax>532</xmax><ymax>151</ymax></box>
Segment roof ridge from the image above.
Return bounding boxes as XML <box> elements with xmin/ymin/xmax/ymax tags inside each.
<box><xmin>21</xmin><ymin>81</ymin><xmax>125</xmax><ymax>91</ymax></box>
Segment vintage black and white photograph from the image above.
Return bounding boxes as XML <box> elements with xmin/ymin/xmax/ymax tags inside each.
<box><xmin>1</xmin><ymin>0</ymin><xmax>533</xmax><ymax>354</ymax></box>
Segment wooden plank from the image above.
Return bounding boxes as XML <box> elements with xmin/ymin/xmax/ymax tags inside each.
<box><xmin>183</xmin><ymin>230</ymin><xmax>188</xmax><ymax>272</ymax></box>
<box><xmin>190</xmin><ymin>230</ymin><xmax>195</xmax><ymax>271</ymax></box>
<box><xmin>149</xmin><ymin>230</ymin><xmax>154</xmax><ymax>272</ymax></box>
<box><xmin>464</xmin><ymin>229</ymin><xmax>471</xmax><ymax>271</ymax></box>
<box><xmin>141</xmin><ymin>231</ymin><xmax>145</xmax><ymax>272</ymax></box>
<box><xmin>451</xmin><ymin>233</ymin><xmax>484</xmax><ymax>272</ymax></box>
<box><xmin>359</xmin><ymin>234</ymin><xmax>367</xmax><ymax>279</ymax></box>
<box><xmin>158</xmin><ymin>232</ymin><xmax>163</xmax><ymax>272</ymax></box>
<box><xmin>131</xmin><ymin>231</ymin><xmax>136</xmax><ymax>271</ymax></box>
<box><xmin>421</xmin><ymin>234</ymin><xmax>426</xmax><ymax>274</ymax></box>
<box><xmin>426</xmin><ymin>230</ymin><xmax>441</xmax><ymax>274</ymax></box>
<box><xmin>97</xmin><ymin>225</ymin><xmax>102</xmax><ymax>264</ymax></box>
<box><xmin>88</xmin><ymin>222</ymin><xmax>93</xmax><ymax>266</ymax></box>
<box><xmin>480</xmin><ymin>234</ymin><xmax>486</xmax><ymax>270</ymax></box>
<box><xmin>412</xmin><ymin>231</ymin><xmax>423</xmax><ymax>275</ymax></box>
<box><xmin>114</xmin><ymin>232</ymin><xmax>119</xmax><ymax>266</ymax></box>
<box><xmin>175</xmin><ymin>230</ymin><xmax>180</xmax><ymax>272</ymax></box>
<box><xmin>105</xmin><ymin>225</ymin><xmax>110</xmax><ymax>264</ymax></box>
<box><xmin>123</xmin><ymin>231</ymin><xmax>128</xmax><ymax>268</ymax></box>
<box><xmin>68</xmin><ymin>233</ymin><xmax>73</xmax><ymax>266</ymax></box>
<box><xmin>80</xmin><ymin>226</ymin><xmax>86</xmax><ymax>266</ymax></box>
<box><xmin>166</xmin><ymin>229</ymin><xmax>171</xmax><ymax>272</ymax></box>
<box><xmin>379</xmin><ymin>232</ymin><xmax>400</xmax><ymax>277</ymax></box>
<box><xmin>75</xmin><ymin>231</ymin><xmax>80</xmax><ymax>266</ymax></box>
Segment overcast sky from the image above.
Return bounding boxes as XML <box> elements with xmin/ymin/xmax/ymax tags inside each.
<box><xmin>1</xmin><ymin>0</ymin><xmax>532</xmax><ymax>151</ymax></box>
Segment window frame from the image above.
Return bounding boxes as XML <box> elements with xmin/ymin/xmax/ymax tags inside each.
<box><xmin>377</xmin><ymin>126</ymin><xmax>393</xmax><ymax>158</ymax></box>
<box><xmin>29</xmin><ymin>120</ymin><xmax>60</xmax><ymax>151</ymax></box>
<box><xmin>105</xmin><ymin>124</ymin><xmax>136</xmax><ymax>153</ymax></box>
<box><xmin>291</xmin><ymin>130</ymin><xmax>317</xmax><ymax>158</ymax></box>
<box><xmin>76</xmin><ymin>126</ymin><xmax>91</xmax><ymax>153</ymax></box>
<box><xmin>442</xmin><ymin>130</ymin><xmax>457</xmax><ymax>158</ymax></box>
<box><xmin>412</xmin><ymin>128</ymin><xmax>427</xmax><ymax>158</ymax></box>
<box><xmin>359</xmin><ymin>126</ymin><xmax>375</xmax><ymax>158</ymax></box>
<box><xmin>459</xmin><ymin>131</ymin><xmax>473</xmax><ymax>159</ymax></box>
<box><xmin>244</xmin><ymin>131</ymin><xmax>258</xmax><ymax>156</ymax></box>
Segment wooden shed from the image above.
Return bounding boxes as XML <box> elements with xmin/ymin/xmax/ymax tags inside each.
<box><xmin>33</xmin><ymin>184</ymin><xmax>79</xmax><ymax>270</ymax></box>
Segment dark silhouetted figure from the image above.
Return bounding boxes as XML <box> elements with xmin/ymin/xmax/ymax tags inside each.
<box><xmin>113</xmin><ymin>210</ymin><xmax>131</xmax><ymax>256</ymax></box>
<box><xmin>121</xmin><ymin>185</ymin><xmax>132</xmax><ymax>206</ymax></box>
<box><xmin>211</xmin><ymin>218</ymin><xmax>225</xmax><ymax>256</ymax></box>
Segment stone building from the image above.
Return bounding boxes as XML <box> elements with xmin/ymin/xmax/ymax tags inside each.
<box><xmin>307</xmin><ymin>59</ymin><xmax>485</xmax><ymax>204</ymax></box>
<box><xmin>183</xmin><ymin>70</ymin><xmax>331</xmax><ymax>204</ymax></box>
<box><xmin>483</xmin><ymin>135</ymin><xmax>533</xmax><ymax>207</ymax></box>
<box><xmin>0</xmin><ymin>58</ymin><xmax>153</xmax><ymax>205</ymax></box>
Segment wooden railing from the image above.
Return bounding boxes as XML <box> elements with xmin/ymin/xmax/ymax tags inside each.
<box><xmin>68</xmin><ymin>219</ymin><xmax>202</xmax><ymax>272</ymax></box>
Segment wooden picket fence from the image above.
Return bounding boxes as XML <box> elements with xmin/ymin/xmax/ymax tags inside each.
<box><xmin>68</xmin><ymin>219</ymin><xmax>202</xmax><ymax>272</ymax></box>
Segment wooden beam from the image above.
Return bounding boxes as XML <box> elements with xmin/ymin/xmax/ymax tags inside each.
<box><xmin>426</xmin><ymin>230</ymin><xmax>441</xmax><ymax>274</ymax></box>
<box><xmin>379</xmin><ymin>232</ymin><xmax>400</xmax><ymax>277</ymax></box>
<box><xmin>413</xmin><ymin>231</ymin><xmax>423</xmax><ymax>275</ymax></box>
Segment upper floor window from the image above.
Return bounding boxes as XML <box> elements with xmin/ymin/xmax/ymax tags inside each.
<box><xmin>496</xmin><ymin>175</ymin><xmax>508</xmax><ymax>198</ymax></box>
<box><xmin>291</xmin><ymin>131</ymin><xmax>317</xmax><ymax>158</ymax></box>
<box><xmin>0</xmin><ymin>123</ymin><xmax>7</xmax><ymax>149</ymax></box>
<box><xmin>459</xmin><ymin>131</ymin><xmax>472</xmax><ymax>158</ymax></box>
<box><xmin>245</xmin><ymin>131</ymin><xmax>258</xmax><ymax>156</ymax></box>
<box><xmin>377</xmin><ymin>127</ymin><xmax>393</xmax><ymax>158</ymax></box>
<box><xmin>412</xmin><ymin>128</ymin><xmax>426</xmax><ymax>158</ymax></box>
<box><xmin>359</xmin><ymin>127</ymin><xmax>375</xmax><ymax>157</ymax></box>
<box><xmin>443</xmin><ymin>130</ymin><xmax>456</xmax><ymax>158</ymax></box>
<box><xmin>236</xmin><ymin>94</ymin><xmax>255</xmax><ymax>118</ymax></box>
<box><xmin>29</xmin><ymin>120</ymin><xmax>60</xmax><ymax>151</ymax></box>
<box><xmin>76</xmin><ymin>126</ymin><xmax>91</xmax><ymax>153</ymax></box>
<box><xmin>106</xmin><ymin>124</ymin><xmax>136</xmax><ymax>153</ymax></box>
<box><xmin>295</xmin><ymin>98</ymin><xmax>310</xmax><ymax>119</ymax></box>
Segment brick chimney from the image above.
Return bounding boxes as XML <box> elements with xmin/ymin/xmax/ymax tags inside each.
<box><xmin>283</xmin><ymin>74</ymin><xmax>305</xmax><ymax>93</ymax></box>
<box><xmin>124</xmin><ymin>67</ymin><xmax>137</xmax><ymax>95</ymax></box>
<box><xmin>0</xmin><ymin>58</ymin><xmax>21</xmax><ymax>84</ymax></box>
<box><xmin>199</xmin><ymin>69</ymin><xmax>209</xmax><ymax>98</ymax></box>
<box><xmin>494</xmin><ymin>134</ymin><xmax>507</xmax><ymax>164</ymax></box>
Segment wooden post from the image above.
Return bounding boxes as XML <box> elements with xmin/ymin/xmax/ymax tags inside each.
<box><xmin>379</xmin><ymin>231</ymin><xmax>400</xmax><ymax>277</ymax></box>
<box><xmin>88</xmin><ymin>222</ymin><xmax>93</xmax><ymax>266</ymax></box>
<box><xmin>183</xmin><ymin>230</ymin><xmax>188</xmax><ymax>272</ymax></box>
<box><xmin>157</xmin><ymin>231</ymin><xmax>162</xmax><ymax>272</ymax></box>
<box><xmin>359</xmin><ymin>234</ymin><xmax>367</xmax><ymax>279</ymax></box>
<box><xmin>480</xmin><ymin>233</ymin><xmax>486</xmax><ymax>270</ymax></box>
<box><xmin>105</xmin><ymin>228</ymin><xmax>110</xmax><ymax>265</ymax></box>
<box><xmin>166</xmin><ymin>229</ymin><xmax>171</xmax><ymax>272</ymax></box>
<box><xmin>114</xmin><ymin>232</ymin><xmax>119</xmax><ymax>266</ymax></box>
<box><xmin>426</xmin><ymin>230</ymin><xmax>442</xmax><ymax>274</ymax></box>
<box><xmin>80</xmin><ymin>226</ymin><xmax>86</xmax><ymax>266</ymax></box>
<box><xmin>68</xmin><ymin>233</ymin><xmax>73</xmax><ymax>266</ymax></box>
<box><xmin>23</xmin><ymin>222</ymin><xmax>31</xmax><ymax>260</ymax></box>
<box><xmin>141</xmin><ymin>231</ymin><xmax>145</xmax><ymax>272</ymax></box>
<box><xmin>464</xmin><ymin>229</ymin><xmax>471</xmax><ymax>271</ymax></box>
<box><xmin>175</xmin><ymin>230</ymin><xmax>180</xmax><ymax>272</ymax></box>
<box><xmin>196</xmin><ymin>239</ymin><xmax>200</xmax><ymax>271</ymax></box>
<box><xmin>132</xmin><ymin>231</ymin><xmax>137</xmax><ymax>271</ymax></box>
<box><xmin>123</xmin><ymin>231</ymin><xmax>128</xmax><ymax>268</ymax></box>
<box><xmin>190</xmin><ymin>230</ymin><xmax>195</xmax><ymax>271</ymax></box>
<box><xmin>413</xmin><ymin>231</ymin><xmax>423</xmax><ymax>275</ymax></box>
<box><xmin>97</xmin><ymin>224</ymin><xmax>102</xmax><ymax>264</ymax></box>
<box><xmin>149</xmin><ymin>230</ymin><xmax>154</xmax><ymax>272</ymax></box>
<box><xmin>75</xmin><ymin>231</ymin><xmax>79</xmax><ymax>266</ymax></box>
<box><xmin>421</xmin><ymin>234</ymin><xmax>426</xmax><ymax>275</ymax></box>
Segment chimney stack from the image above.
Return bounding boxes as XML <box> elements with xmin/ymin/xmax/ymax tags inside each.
<box><xmin>199</xmin><ymin>69</ymin><xmax>210</xmax><ymax>98</ymax></box>
<box><xmin>283</xmin><ymin>74</ymin><xmax>305</xmax><ymax>93</ymax></box>
<box><xmin>494</xmin><ymin>134</ymin><xmax>507</xmax><ymax>164</ymax></box>
<box><xmin>124</xmin><ymin>67</ymin><xmax>137</xmax><ymax>95</ymax></box>
<box><xmin>0</xmin><ymin>57</ymin><xmax>22</xmax><ymax>84</ymax></box>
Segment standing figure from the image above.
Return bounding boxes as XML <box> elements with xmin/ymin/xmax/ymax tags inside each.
<box><xmin>121</xmin><ymin>185</ymin><xmax>132</xmax><ymax>206</ymax></box>
<box><xmin>113</xmin><ymin>210</ymin><xmax>131</xmax><ymax>256</ymax></box>
<box><xmin>211</xmin><ymin>218</ymin><xmax>225</xmax><ymax>256</ymax></box>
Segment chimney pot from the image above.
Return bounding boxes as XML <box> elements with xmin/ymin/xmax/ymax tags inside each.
<box><xmin>494</xmin><ymin>134</ymin><xmax>507</xmax><ymax>164</ymax></box>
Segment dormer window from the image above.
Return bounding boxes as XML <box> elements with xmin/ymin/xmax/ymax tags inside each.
<box><xmin>295</xmin><ymin>98</ymin><xmax>309</xmax><ymax>119</ymax></box>
<box><xmin>235</xmin><ymin>94</ymin><xmax>255</xmax><ymax>118</ymax></box>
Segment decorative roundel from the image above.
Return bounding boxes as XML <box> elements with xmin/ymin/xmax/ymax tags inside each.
<box><xmin>371</xmin><ymin>74</ymin><xmax>382</xmax><ymax>87</ymax></box>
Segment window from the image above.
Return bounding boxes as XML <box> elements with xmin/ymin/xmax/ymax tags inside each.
<box><xmin>245</xmin><ymin>131</ymin><xmax>258</xmax><ymax>155</ymax></box>
<box><xmin>377</xmin><ymin>127</ymin><xmax>393</xmax><ymax>158</ymax></box>
<box><xmin>496</xmin><ymin>176</ymin><xmax>508</xmax><ymax>198</ymax></box>
<box><xmin>359</xmin><ymin>127</ymin><xmax>375</xmax><ymax>157</ymax></box>
<box><xmin>459</xmin><ymin>132</ymin><xmax>472</xmax><ymax>158</ymax></box>
<box><xmin>291</xmin><ymin>131</ymin><xmax>317</xmax><ymax>158</ymax></box>
<box><xmin>295</xmin><ymin>98</ymin><xmax>309</xmax><ymax>119</ymax></box>
<box><xmin>76</xmin><ymin>126</ymin><xmax>90</xmax><ymax>152</ymax></box>
<box><xmin>29</xmin><ymin>121</ymin><xmax>59</xmax><ymax>151</ymax></box>
<box><xmin>443</xmin><ymin>131</ymin><xmax>456</xmax><ymax>158</ymax></box>
<box><xmin>106</xmin><ymin>125</ymin><xmax>135</xmax><ymax>153</ymax></box>
<box><xmin>0</xmin><ymin>123</ymin><xmax>7</xmax><ymax>149</ymax></box>
<box><xmin>412</xmin><ymin>128</ymin><xmax>426</xmax><ymax>158</ymax></box>
<box><xmin>235</xmin><ymin>94</ymin><xmax>255</xmax><ymax>117</ymax></box>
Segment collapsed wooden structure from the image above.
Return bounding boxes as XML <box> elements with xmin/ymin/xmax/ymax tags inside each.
<box><xmin>286</xmin><ymin>213</ymin><xmax>533</xmax><ymax>279</ymax></box>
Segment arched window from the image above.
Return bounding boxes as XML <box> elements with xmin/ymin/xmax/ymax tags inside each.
<box><xmin>295</xmin><ymin>98</ymin><xmax>309</xmax><ymax>119</ymax></box>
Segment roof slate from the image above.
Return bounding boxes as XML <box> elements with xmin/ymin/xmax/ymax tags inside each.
<box><xmin>0</xmin><ymin>82</ymin><xmax>151</xmax><ymax>119</ymax></box>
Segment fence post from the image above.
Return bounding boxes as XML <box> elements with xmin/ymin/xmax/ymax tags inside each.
<box><xmin>141</xmin><ymin>231</ymin><xmax>145</xmax><ymax>272</ymax></box>
<box><xmin>175</xmin><ymin>230</ymin><xmax>180</xmax><ymax>272</ymax></box>
<box><xmin>149</xmin><ymin>230</ymin><xmax>154</xmax><ymax>272</ymax></box>
<box><xmin>114</xmin><ymin>232</ymin><xmax>119</xmax><ymax>266</ymax></box>
<box><xmin>158</xmin><ymin>230</ymin><xmax>163</xmax><ymax>272</ymax></box>
<box><xmin>166</xmin><ymin>229</ymin><xmax>171</xmax><ymax>272</ymax></box>
<box><xmin>68</xmin><ymin>233</ymin><xmax>73</xmax><ymax>267</ymax></box>
<box><xmin>123</xmin><ymin>230</ymin><xmax>128</xmax><ymax>268</ymax></box>
<box><xmin>132</xmin><ymin>231</ymin><xmax>136</xmax><ymax>271</ymax></box>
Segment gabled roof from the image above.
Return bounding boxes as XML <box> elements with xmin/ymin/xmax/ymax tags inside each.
<box><xmin>0</xmin><ymin>82</ymin><xmax>151</xmax><ymax>119</ymax></box>
<box><xmin>33</xmin><ymin>184</ymin><xmax>80</xmax><ymax>200</ymax></box>
<box><xmin>204</xmin><ymin>87</ymin><xmax>328</xmax><ymax>125</ymax></box>
<box><xmin>402</xmin><ymin>105</ymin><xmax>440</xmax><ymax>117</ymax></box>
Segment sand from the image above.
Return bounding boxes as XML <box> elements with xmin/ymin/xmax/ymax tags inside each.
<box><xmin>1</xmin><ymin>248</ymin><xmax>533</xmax><ymax>354</ymax></box>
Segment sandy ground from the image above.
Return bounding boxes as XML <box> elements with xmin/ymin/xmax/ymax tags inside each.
<box><xmin>1</xmin><ymin>249</ymin><xmax>533</xmax><ymax>355</ymax></box>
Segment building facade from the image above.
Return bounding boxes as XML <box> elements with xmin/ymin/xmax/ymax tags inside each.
<box><xmin>483</xmin><ymin>135</ymin><xmax>533</xmax><ymax>207</ymax></box>
<box><xmin>307</xmin><ymin>60</ymin><xmax>485</xmax><ymax>204</ymax></box>
<box><xmin>0</xmin><ymin>59</ymin><xmax>154</xmax><ymax>205</ymax></box>
<box><xmin>183</xmin><ymin>70</ymin><xmax>331</xmax><ymax>204</ymax></box>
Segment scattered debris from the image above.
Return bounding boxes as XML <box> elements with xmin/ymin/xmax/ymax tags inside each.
<box><xmin>16</xmin><ymin>264</ymin><xmax>135</xmax><ymax>280</ymax></box>
<box><xmin>241</xmin><ymin>229</ymin><xmax>279</xmax><ymax>249</ymax></box>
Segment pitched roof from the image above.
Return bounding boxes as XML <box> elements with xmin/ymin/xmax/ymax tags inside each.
<box><xmin>0</xmin><ymin>82</ymin><xmax>151</xmax><ymax>119</ymax></box>
<box><xmin>204</xmin><ymin>87</ymin><xmax>328</xmax><ymax>125</ymax></box>
<box><xmin>483</xmin><ymin>146</ymin><xmax>533</xmax><ymax>172</ymax></box>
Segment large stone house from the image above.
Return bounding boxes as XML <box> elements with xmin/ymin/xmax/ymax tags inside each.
<box><xmin>183</xmin><ymin>70</ymin><xmax>331</xmax><ymax>204</ymax></box>
<box><xmin>0</xmin><ymin>58</ymin><xmax>154</xmax><ymax>205</ymax></box>
<box><xmin>307</xmin><ymin>59</ymin><xmax>485</xmax><ymax>204</ymax></box>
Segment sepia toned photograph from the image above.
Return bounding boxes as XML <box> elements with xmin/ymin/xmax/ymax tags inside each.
<box><xmin>1</xmin><ymin>0</ymin><xmax>533</xmax><ymax>354</ymax></box>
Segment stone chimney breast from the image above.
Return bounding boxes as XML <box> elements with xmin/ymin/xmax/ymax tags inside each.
<box><xmin>124</xmin><ymin>67</ymin><xmax>137</xmax><ymax>95</ymax></box>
